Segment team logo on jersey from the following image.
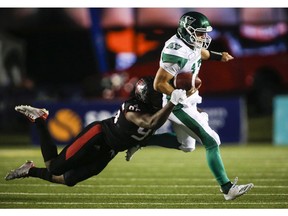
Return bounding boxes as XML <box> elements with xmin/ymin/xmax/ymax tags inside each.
<box><xmin>166</xmin><ymin>42</ymin><xmax>182</xmax><ymax>50</ymax></box>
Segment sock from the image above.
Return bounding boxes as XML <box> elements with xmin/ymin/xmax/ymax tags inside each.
<box><xmin>221</xmin><ymin>181</ymin><xmax>233</xmax><ymax>194</ymax></box>
<box><xmin>28</xmin><ymin>167</ymin><xmax>53</xmax><ymax>182</ymax></box>
<box><xmin>35</xmin><ymin>118</ymin><xmax>58</xmax><ymax>162</ymax></box>
<box><xmin>206</xmin><ymin>145</ymin><xmax>230</xmax><ymax>186</ymax></box>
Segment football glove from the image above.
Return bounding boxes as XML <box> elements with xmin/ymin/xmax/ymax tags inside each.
<box><xmin>170</xmin><ymin>89</ymin><xmax>187</xmax><ymax>105</ymax></box>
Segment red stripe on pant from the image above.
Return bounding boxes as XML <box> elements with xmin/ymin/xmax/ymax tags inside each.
<box><xmin>65</xmin><ymin>124</ymin><xmax>102</xmax><ymax>160</ymax></box>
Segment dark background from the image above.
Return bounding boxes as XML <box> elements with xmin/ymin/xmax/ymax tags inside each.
<box><xmin>0</xmin><ymin>8</ymin><xmax>287</xmax><ymax>138</ymax></box>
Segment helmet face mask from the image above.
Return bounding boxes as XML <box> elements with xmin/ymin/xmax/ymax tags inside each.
<box><xmin>177</xmin><ymin>12</ymin><xmax>212</xmax><ymax>49</ymax></box>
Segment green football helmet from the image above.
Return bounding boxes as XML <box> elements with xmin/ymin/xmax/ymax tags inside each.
<box><xmin>177</xmin><ymin>11</ymin><xmax>213</xmax><ymax>49</ymax></box>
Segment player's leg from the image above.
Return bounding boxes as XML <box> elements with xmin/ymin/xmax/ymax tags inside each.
<box><xmin>4</xmin><ymin>160</ymin><xmax>56</xmax><ymax>183</ymax></box>
<box><xmin>15</xmin><ymin>105</ymin><xmax>104</xmax><ymax>173</ymax></box>
<box><xmin>171</xmin><ymin>107</ymin><xmax>230</xmax><ymax>183</ymax></box>
<box><xmin>172</xmin><ymin>106</ymin><xmax>253</xmax><ymax>200</ymax></box>
<box><xmin>143</xmin><ymin>132</ymin><xmax>182</xmax><ymax>149</ymax></box>
<box><xmin>5</xmin><ymin>159</ymin><xmax>67</xmax><ymax>185</ymax></box>
<box><xmin>15</xmin><ymin>105</ymin><xmax>58</xmax><ymax>168</ymax></box>
<box><xmin>62</xmin><ymin>143</ymin><xmax>117</xmax><ymax>186</ymax></box>
<box><xmin>125</xmin><ymin>132</ymin><xmax>182</xmax><ymax>161</ymax></box>
<box><xmin>12</xmin><ymin>105</ymin><xmax>106</xmax><ymax>182</ymax></box>
<box><xmin>22</xmin><ymin>143</ymin><xmax>116</xmax><ymax>186</ymax></box>
<box><xmin>15</xmin><ymin>105</ymin><xmax>103</xmax><ymax>173</ymax></box>
<box><xmin>35</xmin><ymin>118</ymin><xmax>58</xmax><ymax>168</ymax></box>
<box><xmin>47</xmin><ymin>122</ymin><xmax>104</xmax><ymax>175</ymax></box>
<box><xmin>172</xmin><ymin>122</ymin><xmax>196</xmax><ymax>152</ymax></box>
<box><xmin>5</xmin><ymin>129</ymin><xmax>116</xmax><ymax>185</ymax></box>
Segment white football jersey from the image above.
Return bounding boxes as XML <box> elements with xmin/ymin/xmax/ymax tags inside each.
<box><xmin>160</xmin><ymin>35</ymin><xmax>202</xmax><ymax>79</ymax></box>
<box><xmin>160</xmin><ymin>34</ymin><xmax>203</xmax><ymax>106</ymax></box>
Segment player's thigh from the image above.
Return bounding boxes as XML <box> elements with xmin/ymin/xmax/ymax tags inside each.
<box><xmin>171</xmin><ymin>106</ymin><xmax>220</xmax><ymax>146</ymax></box>
<box><xmin>63</xmin><ymin>147</ymin><xmax>117</xmax><ymax>186</ymax></box>
<box><xmin>49</xmin><ymin>124</ymin><xmax>105</xmax><ymax>174</ymax></box>
<box><xmin>172</xmin><ymin>122</ymin><xmax>196</xmax><ymax>149</ymax></box>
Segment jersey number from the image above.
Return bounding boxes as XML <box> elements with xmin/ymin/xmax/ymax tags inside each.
<box><xmin>191</xmin><ymin>59</ymin><xmax>202</xmax><ymax>74</ymax></box>
<box><xmin>131</xmin><ymin>127</ymin><xmax>152</xmax><ymax>141</ymax></box>
<box><xmin>114</xmin><ymin>108</ymin><xmax>152</xmax><ymax>141</ymax></box>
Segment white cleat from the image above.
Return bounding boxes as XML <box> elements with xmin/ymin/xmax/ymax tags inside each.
<box><xmin>5</xmin><ymin>160</ymin><xmax>35</xmax><ymax>181</ymax></box>
<box><xmin>222</xmin><ymin>177</ymin><xmax>254</xmax><ymax>200</ymax></box>
<box><xmin>125</xmin><ymin>145</ymin><xmax>142</xmax><ymax>161</ymax></box>
<box><xmin>15</xmin><ymin>105</ymin><xmax>49</xmax><ymax>122</ymax></box>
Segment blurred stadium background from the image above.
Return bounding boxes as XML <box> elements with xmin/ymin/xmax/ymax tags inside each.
<box><xmin>0</xmin><ymin>8</ymin><xmax>287</xmax><ymax>145</ymax></box>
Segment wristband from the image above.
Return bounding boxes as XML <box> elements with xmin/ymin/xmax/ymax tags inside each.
<box><xmin>208</xmin><ymin>50</ymin><xmax>222</xmax><ymax>61</ymax></box>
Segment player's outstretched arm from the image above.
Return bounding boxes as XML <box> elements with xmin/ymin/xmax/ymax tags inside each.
<box><xmin>125</xmin><ymin>89</ymin><xmax>186</xmax><ymax>130</ymax></box>
<box><xmin>201</xmin><ymin>48</ymin><xmax>234</xmax><ymax>62</ymax></box>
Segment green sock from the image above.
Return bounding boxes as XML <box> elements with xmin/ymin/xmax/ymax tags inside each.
<box><xmin>206</xmin><ymin>145</ymin><xmax>230</xmax><ymax>186</ymax></box>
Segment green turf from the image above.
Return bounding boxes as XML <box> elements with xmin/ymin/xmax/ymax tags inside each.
<box><xmin>0</xmin><ymin>144</ymin><xmax>287</xmax><ymax>209</ymax></box>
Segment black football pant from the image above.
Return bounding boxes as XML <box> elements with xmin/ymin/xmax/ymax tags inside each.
<box><xmin>34</xmin><ymin>119</ymin><xmax>117</xmax><ymax>186</ymax></box>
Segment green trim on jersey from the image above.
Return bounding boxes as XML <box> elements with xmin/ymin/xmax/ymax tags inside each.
<box><xmin>162</xmin><ymin>53</ymin><xmax>187</xmax><ymax>69</ymax></box>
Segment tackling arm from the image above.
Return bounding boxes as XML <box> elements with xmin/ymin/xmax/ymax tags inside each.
<box><xmin>125</xmin><ymin>89</ymin><xmax>186</xmax><ymax>130</ymax></box>
<box><xmin>125</xmin><ymin>103</ymin><xmax>175</xmax><ymax>130</ymax></box>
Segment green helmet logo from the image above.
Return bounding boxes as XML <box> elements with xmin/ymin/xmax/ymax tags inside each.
<box><xmin>177</xmin><ymin>11</ymin><xmax>212</xmax><ymax>49</ymax></box>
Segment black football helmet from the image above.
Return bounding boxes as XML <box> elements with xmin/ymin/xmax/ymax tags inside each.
<box><xmin>177</xmin><ymin>11</ymin><xmax>212</xmax><ymax>49</ymax></box>
<box><xmin>134</xmin><ymin>76</ymin><xmax>162</xmax><ymax>111</ymax></box>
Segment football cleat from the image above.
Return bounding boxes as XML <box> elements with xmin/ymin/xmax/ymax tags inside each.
<box><xmin>222</xmin><ymin>177</ymin><xmax>254</xmax><ymax>200</ymax></box>
<box><xmin>15</xmin><ymin>105</ymin><xmax>49</xmax><ymax>122</ymax></box>
<box><xmin>5</xmin><ymin>160</ymin><xmax>35</xmax><ymax>181</ymax></box>
<box><xmin>125</xmin><ymin>145</ymin><xmax>142</xmax><ymax>161</ymax></box>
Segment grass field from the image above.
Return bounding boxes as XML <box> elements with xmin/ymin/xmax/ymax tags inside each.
<box><xmin>0</xmin><ymin>144</ymin><xmax>288</xmax><ymax>210</ymax></box>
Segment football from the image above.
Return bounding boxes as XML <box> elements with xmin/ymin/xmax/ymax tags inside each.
<box><xmin>174</xmin><ymin>73</ymin><xmax>202</xmax><ymax>90</ymax></box>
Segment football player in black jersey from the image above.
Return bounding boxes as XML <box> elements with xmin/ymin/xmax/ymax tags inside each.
<box><xmin>5</xmin><ymin>77</ymin><xmax>186</xmax><ymax>186</ymax></box>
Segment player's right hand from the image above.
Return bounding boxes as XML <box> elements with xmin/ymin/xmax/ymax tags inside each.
<box><xmin>221</xmin><ymin>52</ymin><xmax>234</xmax><ymax>62</ymax></box>
<box><xmin>170</xmin><ymin>89</ymin><xmax>187</xmax><ymax>105</ymax></box>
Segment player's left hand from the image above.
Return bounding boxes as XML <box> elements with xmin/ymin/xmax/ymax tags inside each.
<box><xmin>221</xmin><ymin>52</ymin><xmax>234</xmax><ymax>62</ymax></box>
<box><xmin>125</xmin><ymin>145</ymin><xmax>141</xmax><ymax>161</ymax></box>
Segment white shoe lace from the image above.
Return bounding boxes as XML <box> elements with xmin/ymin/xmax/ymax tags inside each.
<box><xmin>230</xmin><ymin>177</ymin><xmax>238</xmax><ymax>189</ymax></box>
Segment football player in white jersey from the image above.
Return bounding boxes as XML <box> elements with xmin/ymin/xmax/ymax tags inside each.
<box><xmin>153</xmin><ymin>11</ymin><xmax>254</xmax><ymax>200</ymax></box>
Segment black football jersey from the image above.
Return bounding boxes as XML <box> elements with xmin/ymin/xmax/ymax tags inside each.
<box><xmin>101</xmin><ymin>97</ymin><xmax>158</xmax><ymax>152</ymax></box>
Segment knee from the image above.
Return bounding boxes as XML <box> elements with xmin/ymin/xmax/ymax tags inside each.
<box><xmin>202</xmin><ymin>131</ymin><xmax>221</xmax><ymax>149</ymax></box>
<box><xmin>65</xmin><ymin>181</ymin><xmax>77</xmax><ymax>187</ymax></box>
<box><xmin>63</xmin><ymin>176</ymin><xmax>78</xmax><ymax>187</ymax></box>
<box><xmin>212</xmin><ymin>131</ymin><xmax>221</xmax><ymax>145</ymax></box>
<box><xmin>62</xmin><ymin>171</ymin><xmax>83</xmax><ymax>187</ymax></box>
<box><xmin>48</xmin><ymin>162</ymin><xmax>64</xmax><ymax>176</ymax></box>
